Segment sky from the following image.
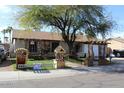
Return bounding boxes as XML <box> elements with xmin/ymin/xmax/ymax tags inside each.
<box><xmin>0</xmin><ymin>5</ymin><xmax>124</xmax><ymax>42</ymax></box>
<box><xmin>0</xmin><ymin>5</ymin><xmax>20</xmax><ymax>42</ymax></box>
<box><xmin>105</xmin><ymin>5</ymin><xmax>124</xmax><ymax>37</ymax></box>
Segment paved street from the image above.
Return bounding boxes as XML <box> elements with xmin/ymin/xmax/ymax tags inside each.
<box><xmin>0</xmin><ymin>58</ymin><xmax>124</xmax><ymax>88</ymax></box>
<box><xmin>1</xmin><ymin>72</ymin><xmax>124</xmax><ymax>88</ymax></box>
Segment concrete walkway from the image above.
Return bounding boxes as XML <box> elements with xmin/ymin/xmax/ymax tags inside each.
<box><xmin>1</xmin><ymin>58</ymin><xmax>124</xmax><ymax>82</ymax></box>
<box><xmin>65</xmin><ymin>61</ymin><xmax>82</xmax><ymax>67</ymax></box>
<box><xmin>0</xmin><ymin>60</ymin><xmax>86</xmax><ymax>81</ymax></box>
<box><xmin>0</xmin><ymin>69</ymin><xmax>88</xmax><ymax>81</ymax></box>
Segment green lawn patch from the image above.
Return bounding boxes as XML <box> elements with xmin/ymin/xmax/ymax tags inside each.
<box><xmin>9</xmin><ymin>58</ymin><xmax>17</xmax><ymax>71</ymax></box>
<box><xmin>10</xmin><ymin>58</ymin><xmax>55</xmax><ymax>71</ymax></box>
<box><xmin>27</xmin><ymin>59</ymin><xmax>55</xmax><ymax>70</ymax></box>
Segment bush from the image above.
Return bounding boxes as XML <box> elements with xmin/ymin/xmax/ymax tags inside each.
<box><xmin>29</xmin><ymin>56</ymin><xmax>44</xmax><ymax>60</ymax></box>
<box><xmin>29</xmin><ymin>55</ymin><xmax>55</xmax><ymax>60</ymax></box>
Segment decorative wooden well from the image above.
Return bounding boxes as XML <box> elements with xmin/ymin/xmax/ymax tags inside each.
<box><xmin>16</xmin><ymin>48</ymin><xmax>28</xmax><ymax>69</ymax></box>
<box><xmin>54</xmin><ymin>46</ymin><xmax>66</xmax><ymax>68</ymax></box>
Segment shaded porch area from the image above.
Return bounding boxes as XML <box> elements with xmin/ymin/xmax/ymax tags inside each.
<box><xmin>25</xmin><ymin>39</ymin><xmax>60</xmax><ymax>58</ymax></box>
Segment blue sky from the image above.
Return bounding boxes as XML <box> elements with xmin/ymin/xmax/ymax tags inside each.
<box><xmin>0</xmin><ymin>5</ymin><xmax>20</xmax><ymax>42</ymax></box>
<box><xmin>0</xmin><ymin>5</ymin><xmax>124</xmax><ymax>42</ymax></box>
<box><xmin>105</xmin><ymin>5</ymin><xmax>124</xmax><ymax>37</ymax></box>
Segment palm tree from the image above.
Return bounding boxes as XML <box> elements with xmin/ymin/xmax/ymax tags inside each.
<box><xmin>6</xmin><ymin>26</ymin><xmax>13</xmax><ymax>43</ymax></box>
<box><xmin>2</xmin><ymin>29</ymin><xmax>7</xmax><ymax>43</ymax></box>
<box><xmin>1</xmin><ymin>26</ymin><xmax>13</xmax><ymax>43</ymax></box>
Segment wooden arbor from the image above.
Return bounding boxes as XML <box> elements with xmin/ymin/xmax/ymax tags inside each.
<box><xmin>83</xmin><ymin>41</ymin><xmax>109</xmax><ymax>66</ymax></box>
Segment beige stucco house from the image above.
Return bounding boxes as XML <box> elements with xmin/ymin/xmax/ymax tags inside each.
<box><xmin>107</xmin><ymin>37</ymin><xmax>124</xmax><ymax>50</ymax></box>
<box><xmin>11</xmin><ymin>30</ymin><xmax>84</xmax><ymax>57</ymax></box>
<box><xmin>11</xmin><ymin>30</ymin><xmax>108</xmax><ymax>58</ymax></box>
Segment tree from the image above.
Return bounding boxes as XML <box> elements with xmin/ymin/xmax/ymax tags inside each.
<box><xmin>17</xmin><ymin>5</ymin><xmax>113</xmax><ymax>55</ymax></box>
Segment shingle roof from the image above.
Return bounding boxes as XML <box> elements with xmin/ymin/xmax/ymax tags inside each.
<box><xmin>12</xmin><ymin>30</ymin><xmax>87</xmax><ymax>42</ymax></box>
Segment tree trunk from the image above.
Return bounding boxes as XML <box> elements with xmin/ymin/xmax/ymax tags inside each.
<box><xmin>98</xmin><ymin>45</ymin><xmax>102</xmax><ymax>65</ymax></box>
<box><xmin>91</xmin><ymin>44</ymin><xmax>94</xmax><ymax>61</ymax></box>
<box><xmin>68</xmin><ymin>43</ymin><xmax>74</xmax><ymax>56</ymax></box>
<box><xmin>89</xmin><ymin>43</ymin><xmax>94</xmax><ymax>66</ymax></box>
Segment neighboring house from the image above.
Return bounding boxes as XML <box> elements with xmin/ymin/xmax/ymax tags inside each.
<box><xmin>0</xmin><ymin>43</ymin><xmax>10</xmax><ymax>51</ymax></box>
<box><xmin>11</xmin><ymin>30</ymin><xmax>107</xmax><ymax>58</ymax></box>
<box><xmin>107</xmin><ymin>37</ymin><xmax>124</xmax><ymax>51</ymax></box>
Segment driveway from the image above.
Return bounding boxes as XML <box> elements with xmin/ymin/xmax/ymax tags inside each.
<box><xmin>111</xmin><ymin>57</ymin><xmax>124</xmax><ymax>63</ymax></box>
<box><xmin>66</xmin><ymin>58</ymin><xmax>124</xmax><ymax>73</ymax></box>
<box><xmin>0</xmin><ymin>59</ymin><xmax>13</xmax><ymax>71</ymax></box>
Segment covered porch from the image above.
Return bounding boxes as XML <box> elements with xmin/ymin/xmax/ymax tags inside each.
<box><xmin>25</xmin><ymin>39</ymin><xmax>60</xmax><ymax>58</ymax></box>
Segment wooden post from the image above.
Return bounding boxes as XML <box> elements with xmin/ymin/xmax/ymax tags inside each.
<box><xmin>89</xmin><ymin>43</ymin><xmax>94</xmax><ymax>66</ymax></box>
<box><xmin>102</xmin><ymin>44</ymin><xmax>107</xmax><ymax>65</ymax></box>
<box><xmin>98</xmin><ymin>43</ymin><xmax>107</xmax><ymax>65</ymax></box>
<box><xmin>98</xmin><ymin>44</ymin><xmax>102</xmax><ymax>65</ymax></box>
<box><xmin>85</xmin><ymin>42</ymin><xmax>93</xmax><ymax>66</ymax></box>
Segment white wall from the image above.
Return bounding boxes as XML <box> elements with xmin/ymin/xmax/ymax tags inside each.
<box><xmin>14</xmin><ymin>39</ymin><xmax>25</xmax><ymax>52</ymax></box>
<box><xmin>93</xmin><ymin>45</ymin><xmax>99</xmax><ymax>57</ymax></box>
<box><xmin>82</xmin><ymin>44</ymin><xmax>99</xmax><ymax>57</ymax></box>
<box><xmin>82</xmin><ymin>44</ymin><xmax>88</xmax><ymax>54</ymax></box>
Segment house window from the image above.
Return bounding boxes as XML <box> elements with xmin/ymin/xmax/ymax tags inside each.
<box><xmin>29</xmin><ymin>40</ymin><xmax>37</xmax><ymax>52</ymax></box>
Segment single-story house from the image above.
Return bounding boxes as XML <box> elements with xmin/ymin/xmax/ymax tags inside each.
<box><xmin>107</xmin><ymin>37</ymin><xmax>124</xmax><ymax>51</ymax></box>
<box><xmin>11</xmin><ymin>30</ymin><xmax>108</xmax><ymax>58</ymax></box>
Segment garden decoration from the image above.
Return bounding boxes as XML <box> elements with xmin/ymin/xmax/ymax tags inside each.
<box><xmin>33</xmin><ymin>64</ymin><xmax>42</xmax><ymax>73</ymax></box>
<box><xmin>54</xmin><ymin>46</ymin><xmax>66</xmax><ymax>68</ymax></box>
<box><xmin>16</xmin><ymin>48</ymin><xmax>28</xmax><ymax>69</ymax></box>
<box><xmin>98</xmin><ymin>41</ymin><xmax>109</xmax><ymax>65</ymax></box>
